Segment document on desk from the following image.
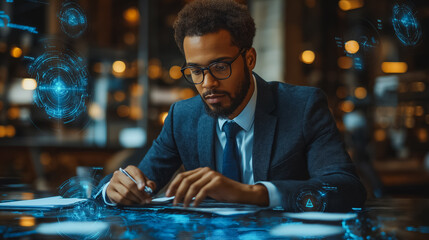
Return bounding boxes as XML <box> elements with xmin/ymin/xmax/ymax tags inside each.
<box><xmin>173</xmin><ymin>207</ymin><xmax>260</xmax><ymax>216</ymax></box>
<box><xmin>123</xmin><ymin>198</ymin><xmax>265</xmax><ymax>216</ymax></box>
<box><xmin>0</xmin><ymin>196</ymin><xmax>87</xmax><ymax>210</ymax></box>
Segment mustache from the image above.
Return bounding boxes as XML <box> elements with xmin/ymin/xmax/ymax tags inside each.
<box><xmin>202</xmin><ymin>90</ymin><xmax>230</xmax><ymax>99</ymax></box>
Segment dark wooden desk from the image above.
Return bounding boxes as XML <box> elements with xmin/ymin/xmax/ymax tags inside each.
<box><xmin>0</xmin><ymin>192</ymin><xmax>428</xmax><ymax>239</ymax></box>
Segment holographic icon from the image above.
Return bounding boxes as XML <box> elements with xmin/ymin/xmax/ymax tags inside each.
<box><xmin>354</xmin><ymin>57</ymin><xmax>363</xmax><ymax>70</ymax></box>
<box><xmin>392</xmin><ymin>4</ymin><xmax>422</xmax><ymax>46</ymax></box>
<box><xmin>295</xmin><ymin>187</ymin><xmax>327</xmax><ymax>212</ymax></box>
<box><xmin>0</xmin><ymin>11</ymin><xmax>38</xmax><ymax>34</ymax></box>
<box><xmin>305</xmin><ymin>199</ymin><xmax>314</xmax><ymax>208</ymax></box>
<box><xmin>58</xmin><ymin>1</ymin><xmax>87</xmax><ymax>38</ymax></box>
<box><xmin>377</xmin><ymin>19</ymin><xmax>383</xmax><ymax>30</ymax></box>
<box><xmin>27</xmin><ymin>41</ymin><xmax>89</xmax><ymax>124</ymax></box>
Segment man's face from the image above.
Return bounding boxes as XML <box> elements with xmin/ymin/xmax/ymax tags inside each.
<box><xmin>183</xmin><ymin>29</ymin><xmax>255</xmax><ymax>119</ymax></box>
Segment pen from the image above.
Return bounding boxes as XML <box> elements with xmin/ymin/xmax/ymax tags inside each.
<box><xmin>119</xmin><ymin>168</ymin><xmax>153</xmax><ymax>195</ymax></box>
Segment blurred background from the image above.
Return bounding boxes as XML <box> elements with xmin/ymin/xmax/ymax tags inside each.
<box><xmin>0</xmin><ymin>0</ymin><xmax>428</xmax><ymax>200</ymax></box>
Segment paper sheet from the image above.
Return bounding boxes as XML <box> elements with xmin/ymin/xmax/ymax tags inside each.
<box><xmin>150</xmin><ymin>196</ymin><xmax>175</xmax><ymax>203</ymax></box>
<box><xmin>0</xmin><ymin>196</ymin><xmax>87</xmax><ymax>209</ymax></box>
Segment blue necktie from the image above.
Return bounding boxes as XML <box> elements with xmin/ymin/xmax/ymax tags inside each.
<box><xmin>222</xmin><ymin>121</ymin><xmax>242</xmax><ymax>182</ymax></box>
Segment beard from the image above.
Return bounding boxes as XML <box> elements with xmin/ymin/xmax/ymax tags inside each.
<box><xmin>201</xmin><ymin>64</ymin><xmax>251</xmax><ymax>119</ymax></box>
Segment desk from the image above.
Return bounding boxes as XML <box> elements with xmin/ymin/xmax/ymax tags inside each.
<box><xmin>0</xmin><ymin>192</ymin><xmax>428</xmax><ymax>239</ymax></box>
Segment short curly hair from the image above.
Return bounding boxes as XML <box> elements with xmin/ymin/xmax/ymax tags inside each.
<box><xmin>173</xmin><ymin>0</ymin><xmax>256</xmax><ymax>54</ymax></box>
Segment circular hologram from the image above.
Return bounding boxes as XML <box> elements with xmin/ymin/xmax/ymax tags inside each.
<box><xmin>58</xmin><ymin>1</ymin><xmax>87</xmax><ymax>38</ymax></box>
<box><xmin>58</xmin><ymin>176</ymin><xmax>98</xmax><ymax>199</ymax></box>
<box><xmin>392</xmin><ymin>4</ymin><xmax>422</xmax><ymax>46</ymax></box>
<box><xmin>56</xmin><ymin>176</ymin><xmax>107</xmax><ymax>240</ymax></box>
<box><xmin>28</xmin><ymin>43</ymin><xmax>88</xmax><ymax>125</ymax></box>
<box><xmin>295</xmin><ymin>187</ymin><xmax>327</xmax><ymax>212</ymax></box>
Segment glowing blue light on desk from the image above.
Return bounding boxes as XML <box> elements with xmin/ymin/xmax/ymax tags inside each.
<box><xmin>58</xmin><ymin>1</ymin><xmax>87</xmax><ymax>38</ymax></box>
<box><xmin>392</xmin><ymin>4</ymin><xmax>422</xmax><ymax>46</ymax></box>
<box><xmin>27</xmin><ymin>44</ymin><xmax>88</xmax><ymax>124</ymax></box>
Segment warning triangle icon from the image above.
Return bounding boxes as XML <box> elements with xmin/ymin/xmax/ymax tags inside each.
<box><xmin>306</xmin><ymin>199</ymin><xmax>314</xmax><ymax>208</ymax></box>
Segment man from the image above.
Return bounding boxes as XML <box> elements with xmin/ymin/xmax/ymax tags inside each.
<box><xmin>99</xmin><ymin>0</ymin><xmax>366</xmax><ymax>211</ymax></box>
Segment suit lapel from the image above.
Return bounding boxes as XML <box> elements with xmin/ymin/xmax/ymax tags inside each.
<box><xmin>197</xmin><ymin>112</ymin><xmax>216</xmax><ymax>170</ymax></box>
<box><xmin>253</xmin><ymin>74</ymin><xmax>277</xmax><ymax>181</ymax></box>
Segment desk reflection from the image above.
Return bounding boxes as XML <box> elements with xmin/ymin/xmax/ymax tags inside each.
<box><xmin>0</xmin><ymin>192</ymin><xmax>428</xmax><ymax>239</ymax></box>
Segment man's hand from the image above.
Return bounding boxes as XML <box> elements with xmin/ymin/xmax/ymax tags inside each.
<box><xmin>165</xmin><ymin>167</ymin><xmax>269</xmax><ymax>207</ymax></box>
<box><xmin>106</xmin><ymin>165</ymin><xmax>156</xmax><ymax>205</ymax></box>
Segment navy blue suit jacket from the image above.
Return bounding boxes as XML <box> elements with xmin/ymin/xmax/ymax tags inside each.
<box><xmin>100</xmin><ymin>73</ymin><xmax>366</xmax><ymax>211</ymax></box>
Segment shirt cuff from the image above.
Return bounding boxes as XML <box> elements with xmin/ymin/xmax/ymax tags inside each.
<box><xmin>255</xmin><ymin>181</ymin><xmax>282</xmax><ymax>208</ymax></box>
<box><xmin>102</xmin><ymin>181</ymin><xmax>117</xmax><ymax>206</ymax></box>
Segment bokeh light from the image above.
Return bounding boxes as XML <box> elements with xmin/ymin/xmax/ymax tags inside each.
<box><xmin>300</xmin><ymin>50</ymin><xmax>316</xmax><ymax>64</ymax></box>
<box><xmin>345</xmin><ymin>40</ymin><xmax>359</xmax><ymax>54</ymax></box>
<box><xmin>10</xmin><ymin>46</ymin><xmax>23</xmax><ymax>58</ymax></box>
<box><xmin>169</xmin><ymin>65</ymin><xmax>182</xmax><ymax>80</ymax></box>
<box><xmin>337</xmin><ymin>56</ymin><xmax>353</xmax><ymax>69</ymax></box>
<box><xmin>354</xmin><ymin>87</ymin><xmax>367</xmax><ymax>99</ymax></box>
<box><xmin>21</xmin><ymin>78</ymin><xmax>37</xmax><ymax>90</ymax></box>
<box><xmin>124</xmin><ymin>7</ymin><xmax>140</xmax><ymax>24</ymax></box>
<box><xmin>381</xmin><ymin>62</ymin><xmax>407</xmax><ymax>73</ymax></box>
<box><xmin>112</xmin><ymin>61</ymin><xmax>126</xmax><ymax>74</ymax></box>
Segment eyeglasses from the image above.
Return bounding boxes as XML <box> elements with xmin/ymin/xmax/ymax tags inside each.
<box><xmin>181</xmin><ymin>49</ymin><xmax>246</xmax><ymax>85</ymax></box>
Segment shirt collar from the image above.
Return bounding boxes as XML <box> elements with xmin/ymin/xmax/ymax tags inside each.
<box><xmin>218</xmin><ymin>74</ymin><xmax>258</xmax><ymax>132</ymax></box>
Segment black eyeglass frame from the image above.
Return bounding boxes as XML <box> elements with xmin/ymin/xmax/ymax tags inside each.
<box><xmin>180</xmin><ymin>48</ymin><xmax>246</xmax><ymax>85</ymax></box>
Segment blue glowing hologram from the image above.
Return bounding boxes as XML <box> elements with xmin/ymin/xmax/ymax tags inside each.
<box><xmin>23</xmin><ymin>56</ymin><xmax>35</xmax><ymax>61</ymax></box>
<box><xmin>27</xmin><ymin>43</ymin><xmax>89</xmax><ymax>124</ymax></box>
<box><xmin>58</xmin><ymin>1</ymin><xmax>87</xmax><ymax>38</ymax></box>
<box><xmin>56</xmin><ymin>200</ymin><xmax>107</xmax><ymax>240</ymax></box>
<box><xmin>335</xmin><ymin>37</ymin><xmax>344</xmax><ymax>48</ymax></box>
<box><xmin>335</xmin><ymin>19</ymin><xmax>382</xmax><ymax>71</ymax></box>
<box><xmin>392</xmin><ymin>4</ymin><xmax>422</xmax><ymax>46</ymax></box>
<box><xmin>354</xmin><ymin>57</ymin><xmax>363</xmax><ymax>70</ymax></box>
<box><xmin>377</xmin><ymin>19</ymin><xmax>383</xmax><ymax>30</ymax></box>
<box><xmin>341</xmin><ymin>212</ymin><xmax>397</xmax><ymax>239</ymax></box>
<box><xmin>406</xmin><ymin>226</ymin><xmax>429</xmax><ymax>234</ymax></box>
<box><xmin>295</xmin><ymin>186</ymin><xmax>327</xmax><ymax>212</ymax></box>
<box><xmin>56</xmin><ymin>175</ymin><xmax>108</xmax><ymax>240</ymax></box>
<box><xmin>0</xmin><ymin>11</ymin><xmax>38</xmax><ymax>34</ymax></box>
<box><xmin>321</xmin><ymin>183</ymin><xmax>338</xmax><ymax>192</ymax></box>
<box><xmin>359</xmin><ymin>36</ymin><xmax>379</xmax><ymax>52</ymax></box>
<box><xmin>305</xmin><ymin>199</ymin><xmax>314</xmax><ymax>208</ymax></box>
<box><xmin>58</xmin><ymin>176</ymin><xmax>98</xmax><ymax>199</ymax></box>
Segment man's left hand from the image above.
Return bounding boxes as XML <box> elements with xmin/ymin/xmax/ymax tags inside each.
<box><xmin>165</xmin><ymin>167</ymin><xmax>269</xmax><ymax>207</ymax></box>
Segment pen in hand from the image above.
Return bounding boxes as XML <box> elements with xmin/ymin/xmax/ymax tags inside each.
<box><xmin>119</xmin><ymin>168</ymin><xmax>153</xmax><ymax>195</ymax></box>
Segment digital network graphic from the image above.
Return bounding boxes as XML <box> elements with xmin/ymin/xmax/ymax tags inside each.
<box><xmin>335</xmin><ymin>19</ymin><xmax>381</xmax><ymax>71</ymax></box>
<box><xmin>58</xmin><ymin>0</ymin><xmax>87</xmax><ymax>38</ymax></box>
<box><xmin>335</xmin><ymin>2</ymin><xmax>423</xmax><ymax>72</ymax></box>
<box><xmin>0</xmin><ymin>11</ymin><xmax>38</xmax><ymax>34</ymax></box>
<box><xmin>392</xmin><ymin>3</ymin><xmax>422</xmax><ymax>46</ymax></box>
<box><xmin>19</xmin><ymin>0</ymin><xmax>90</xmax><ymax>129</ymax></box>
<box><xmin>294</xmin><ymin>184</ymin><xmax>338</xmax><ymax>212</ymax></box>
<box><xmin>27</xmin><ymin>42</ymin><xmax>89</xmax><ymax>125</ymax></box>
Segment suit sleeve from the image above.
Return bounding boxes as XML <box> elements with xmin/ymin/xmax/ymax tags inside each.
<box><xmin>270</xmin><ymin>89</ymin><xmax>367</xmax><ymax>212</ymax></box>
<box><xmin>137</xmin><ymin>103</ymin><xmax>183</xmax><ymax>193</ymax></box>
<box><xmin>95</xmin><ymin>103</ymin><xmax>182</xmax><ymax>199</ymax></box>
